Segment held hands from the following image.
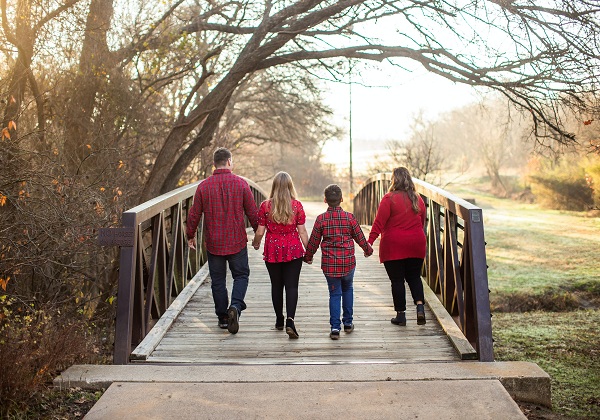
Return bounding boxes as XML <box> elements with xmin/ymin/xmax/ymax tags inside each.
<box><xmin>252</xmin><ymin>241</ymin><xmax>260</xmax><ymax>250</ymax></box>
<box><xmin>304</xmin><ymin>255</ymin><xmax>313</xmax><ymax>265</ymax></box>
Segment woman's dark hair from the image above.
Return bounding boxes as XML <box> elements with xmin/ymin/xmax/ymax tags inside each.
<box><xmin>389</xmin><ymin>167</ymin><xmax>420</xmax><ymax>214</ymax></box>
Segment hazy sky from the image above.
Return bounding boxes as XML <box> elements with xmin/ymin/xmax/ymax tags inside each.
<box><xmin>320</xmin><ymin>61</ymin><xmax>481</xmax><ymax>174</ymax></box>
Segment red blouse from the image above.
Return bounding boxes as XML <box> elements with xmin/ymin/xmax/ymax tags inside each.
<box><xmin>257</xmin><ymin>199</ymin><xmax>306</xmax><ymax>263</ymax></box>
<box><xmin>368</xmin><ymin>191</ymin><xmax>426</xmax><ymax>263</ymax></box>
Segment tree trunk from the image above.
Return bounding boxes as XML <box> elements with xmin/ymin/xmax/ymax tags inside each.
<box><xmin>159</xmin><ymin>101</ymin><xmax>232</xmax><ymax>194</ymax></box>
<box><xmin>139</xmin><ymin>27</ymin><xmax>298</xmax><ymax>202</ymax></box>
<box><xmin>63</xmin><ymin>0</ymin><xmax>114</xmax><ymax>173</ymax></box>
<box><xmin>1</xmin><ymin>0</ymin><xmax>34</xmax><ymax>135</ymax></box>
<box><xmin>138</xmin><ymin>74</ymin><xmax>244</xmax><ymax>202</ymax></box>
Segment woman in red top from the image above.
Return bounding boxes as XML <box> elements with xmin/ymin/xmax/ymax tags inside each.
<box><xmin>252</xmin><ymin>172</ymin><xmax>309</xmax><ymax>338</ymax></box>
<box><xmin>368</xmin><ymin>167</ymin><xmax>427</xmax><ymax>326</ymax></box>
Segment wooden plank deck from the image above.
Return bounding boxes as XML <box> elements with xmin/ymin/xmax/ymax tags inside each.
<box><xmin>144</xmin><ymin>202</ymin><xmax>460</xmax><ymax>364</ymax></box>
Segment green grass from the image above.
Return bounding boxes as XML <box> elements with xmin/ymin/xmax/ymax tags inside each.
<box><xmin>484</xmin><ymin>208</ymin><xmax>600</xmax><ymax>294</ymax></box>
<box><xmin>449</xmin><ymin>184</ymin><xmax>600</xmax><ymax>417</ymax></box>
<box><xmin>493</xmin><ymin>311</ymin><xmax>600</xmax><ymax>417</ymax></box>
<box><xmin>450</xmin><ymin>185</ymin><xmax>600</xmax><ymax>294</ymax></box>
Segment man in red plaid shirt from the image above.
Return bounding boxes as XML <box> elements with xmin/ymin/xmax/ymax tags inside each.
<box><xmin>304</xmin><ymin>184</ymin><xmax>373</xmax><ymax>340</ymax></box>
<box><xmin>186</xmin><ymin>147</ymin><xmax>258</xmax><ymax>334</ymax></box>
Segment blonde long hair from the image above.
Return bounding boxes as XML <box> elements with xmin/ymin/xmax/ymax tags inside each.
<box><xmin>268</xmin><ymin>172</ymin><xmax>298</xmax><ymax>224</ymax></box>
<box><xmin>389</xmin><ymin>167</ymin><xmax>420</xmax><ymax>214</ymax></box>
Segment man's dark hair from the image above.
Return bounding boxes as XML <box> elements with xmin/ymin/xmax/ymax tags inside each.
<box><xmin>324</xmin><ymin>184</ymin><xmax>343</xmax><ymax>206</ymax></box>
<box><xmin>213</xmin><ymin>147</ymin><xmax>232</xmax><ymax>167</ymax></box>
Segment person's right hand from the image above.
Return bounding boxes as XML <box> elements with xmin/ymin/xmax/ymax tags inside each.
<box><xmin>188</xmin><ymin>237</ymin><xmax>196</xmax><ymax>250</ymax></box>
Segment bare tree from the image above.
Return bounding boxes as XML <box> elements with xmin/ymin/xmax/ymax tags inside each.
<box><xmin>399</xmin><ymin>111</ymin><xmax>448</xmax><ymax>182</ymax></box>
<box><xmin>129</xmin><ymin>0</ymin><xmax>600</xmax><ymax>201</ymax></box>
<box><xmin>4</xmin><ymin>0</ymin><xmax>600</xmax><ymax>201</ymax></box>
<box><xmin>439</xmin><ymin>100</ymin><xmax>531</xmax><ymax>194</ymax></box>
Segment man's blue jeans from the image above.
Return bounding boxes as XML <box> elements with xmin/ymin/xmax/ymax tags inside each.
<box><xmin>325</xmin><ymin>269</ymin><xmax>355</xmax><ymax>331</ymax></box>
<box><xmin>207</xmin><ymin>247</ymin><xmax>250</xmax><ymax>319</ymax></box>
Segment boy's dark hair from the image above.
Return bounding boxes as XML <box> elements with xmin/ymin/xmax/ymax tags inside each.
<box><xmin>324</xmin><ymin>184</ymin><xmax>343</xmax><ymax>206</ymax></box>
<box><xmin>213</xmin><ymin>147</ymin><xmax>232</xmax><ymax>167</ymax></box>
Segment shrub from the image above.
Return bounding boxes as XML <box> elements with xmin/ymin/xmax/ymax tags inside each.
<box><xmin>0</xmin><ymin>297</ymin><xmax>99</xmax><ymax>416</ymax></box>
<box><xmin>527</xmin><ymin>156</ymin><xmax>595</xmax><ymax>210</ymax></box>
<box><xmin>584</xmin><ymin>158</ymin><xmax>600</xmax><ymax>208</ymax></box>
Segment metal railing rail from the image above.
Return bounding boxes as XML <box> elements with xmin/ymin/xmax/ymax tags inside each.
<box><xmin>353</xmin><ymin>173</ymin><xmax>493</xmax><ymax>362</ymax></box>
<box><xmin>109</xmin><ymin>178</ymin><xmax>267</xmax><ymax>364</ymax></box>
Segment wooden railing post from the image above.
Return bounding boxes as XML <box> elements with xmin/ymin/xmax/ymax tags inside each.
<box><xmin>467</xmin><ymin>208</ymin><xmax>494</xmax><ymax>361</ymax></box>
<box><xmin>113</xmin><ymin>212</ymin><xmax>137</xmax><ymax>365</ymax></box>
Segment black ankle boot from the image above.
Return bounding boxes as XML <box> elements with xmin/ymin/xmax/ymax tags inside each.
<box><xmin>285</xmin><ymin>318</ymin><xmax>299</xmax><ymax>339</ymax></box>
<box><xmin>391</xmin><ymin>311</ymin><xmax>406</xmax><ymax>326</ymax></box>
<box><xmin>275</xmin><ymin>316</ymin><xmax>284</xmax><ymax>330</ymax></box>
<box><xmin>416</xmin><ymin>303</ymin><xmax>426</xmax><ymax>325</ymax></box>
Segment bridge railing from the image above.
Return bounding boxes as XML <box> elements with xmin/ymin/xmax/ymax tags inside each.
<box><xmin>354</xmin><ymin>173</ymin><xmax>493</xmax><ymax>362</ymax></box>
<box><xmin>108</xmin><ymin>178</ymin><xmax>266</xmax><ymax>364</ymax></box>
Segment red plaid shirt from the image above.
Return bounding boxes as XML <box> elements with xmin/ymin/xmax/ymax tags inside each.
<box><xmin>305</xmin><ymin>206</ymin><xmax>373</xmax><ymax>277</ymax></box>
<box><xmin>186</xmin><ymin>169</ymin><xmax>258</xmax><ymax>255</ymax></box>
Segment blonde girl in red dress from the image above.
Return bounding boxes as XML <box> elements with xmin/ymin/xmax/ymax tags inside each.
<box><xmin>252</xmin><ymin>172</ymin><xmax>309</xmax><ymax>338</ymax></box>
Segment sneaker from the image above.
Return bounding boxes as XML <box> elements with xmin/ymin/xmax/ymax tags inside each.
<box><xmin>218</xmin><ymin>318</ymin><xmax>229</xmax><ymax>329</ymax></box>
<box><xmin>285</xmin><ymin>318</ymin><xmax>299</xmax><ymax>339</ymax></box>
<box><xmin>391</xmin><ymin>311</ymin><xmax>406</xmax><ymax>326</ymax></box>
<box><xmin>344</xmin><ymin>324</ymin><xmax>354</xmax><ymax>333</ymax></box>
<box><xmin>330</xmin><ymin>329</ymin><xmax>340</xmax><ymax>340</ymax></box>
<box><xmin>275</xmin><ymin>316</ymin><xmax>284</xmax><ymax>331</ymax></box>
<box><xmin>416</xmin><ymin>303</ymin><xmax>426</xmax><ymax>325</ymax></box>
<box><xmin>227</xmin><ymin>306</ymin><xmax>239</xmax><ymax>334</ymax></box>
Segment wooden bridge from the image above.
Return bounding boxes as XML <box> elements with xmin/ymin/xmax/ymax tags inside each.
<box><xmin>109</xmin><ymin>173</ymin><xmax>492</xmax><ymax>365</ymax></box>
<box><xmin>129</xmin><ymin>201</ymin><xmax>463</xmax><ymax>365</ymax></box>
<box><xmin>63</xmin><ymin>173</ymin><xmax>550</xmax><ymax>418</ymax></box>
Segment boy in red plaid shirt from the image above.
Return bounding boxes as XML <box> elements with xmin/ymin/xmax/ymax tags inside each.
<box><xmin>304</xmin><ymin>184</ymin><xmax>373</xmax><ymax>339</ymax></box>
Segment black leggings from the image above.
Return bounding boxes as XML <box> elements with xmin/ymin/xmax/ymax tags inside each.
<box><xmin>265</xmin><ymin>258</ymin><xmax>303</xmax><ymax>319</ymax></box>
<box><xmin>383</xmin><ymin>258</ymin><xmax>425</xmax><ymax>312</ymax></box>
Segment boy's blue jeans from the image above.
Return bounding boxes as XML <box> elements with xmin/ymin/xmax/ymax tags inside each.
<box><xmin>325</xmin><ymin>269</ymin><xmax>355</xmax><ymax>331</ymax></box>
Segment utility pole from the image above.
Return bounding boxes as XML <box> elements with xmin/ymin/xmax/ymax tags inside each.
<box><xmin>349</xmin><ymin>60</ymin><xmax>353</xmax><ymax>197</ymax></box>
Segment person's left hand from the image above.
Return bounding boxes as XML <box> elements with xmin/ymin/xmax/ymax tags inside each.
<box><xmin>188</xmin><ymin>237</ymin><xmax>196</xmax><ymax>250</ymax></box>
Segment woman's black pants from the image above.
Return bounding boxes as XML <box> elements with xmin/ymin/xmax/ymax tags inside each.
<box><xmin>383</xmin><ymin>258</ymin><xmax>425</xmax><ymax>312</ymax></box>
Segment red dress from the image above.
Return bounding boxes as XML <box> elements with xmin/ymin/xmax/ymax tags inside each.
<box><xmin>257</xmin><ymin>199</ymin><xmax>306</xmax><ymax>263</ymax></box>
<box><xmin>368</xmin><ymin>191</ymin><xmax>426</xmax><ymax>263</ymax></box>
